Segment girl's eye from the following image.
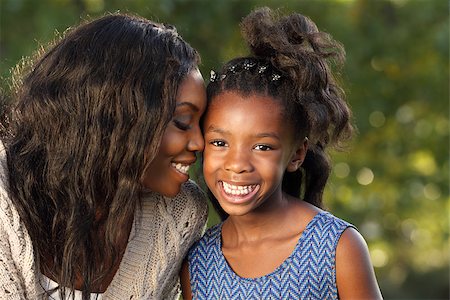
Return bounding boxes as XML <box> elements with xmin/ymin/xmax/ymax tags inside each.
<box><xmin>254</xmin><ymin>144</ymin><xmax>272</xmax><ymax>151</ymax></box>
<box><xmin>173</xmin><ymin>120</ymin><xmax>191</xmax><ymax>131</ymax></box>
<box><xmin>211</xmin><ymin>140</ymin><xmax>227</xmax><ymax>147</ymax></box>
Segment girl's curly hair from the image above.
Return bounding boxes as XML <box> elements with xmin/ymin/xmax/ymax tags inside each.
<box><xmin>207</xmin><ymin>7</ymin><xmax>353</xmax><ymax>217</ymax></box>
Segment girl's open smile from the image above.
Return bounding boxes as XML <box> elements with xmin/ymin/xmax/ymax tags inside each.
<box><xmin>203</xmin><ymin>91</ymin><xmax>304</xmax><ymax>216</ymax></box>
<box><xmin>219</xmin><ymin>180</ymin><xmax>260</xmax><ymax>204</ymax></box>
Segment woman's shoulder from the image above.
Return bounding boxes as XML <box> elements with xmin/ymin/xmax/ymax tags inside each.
<box><xmin>0</xmin><ymin>141</ymin><xmax>8</xmax><ymax>192</ymax></box>
<box><xmin>0</xmin><ymin>143</ymin><xmax>15</xmax><ymax>226</ymax></box>
<box><xmin>0</xmin><ymin>143</ymin><xmax>31</xmax><ymax>252</ymax></box>
<box><xmin>180</xmin><ymin>180</ymin><xmax>207</xmax><ymax>200</ymax></box>
<box><xmin>159</xmin><ymin>181</ymin><xmax>209</xmax><ymax>241</ymax></box>
<box><xmin>173</xmin><ymin>180</ymin><xmax>208</xmax><ymax>215</ymax></box>
<box><xmin>0</xmin><ymin>143</ymin><xmax>40</xmax><ymax>299</ymax></box>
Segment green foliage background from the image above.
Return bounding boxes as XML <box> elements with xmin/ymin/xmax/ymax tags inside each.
<box><xmin>1</xmin><ymin>0</ymin><xmax>448</xmax><ymax>298</ymax></box>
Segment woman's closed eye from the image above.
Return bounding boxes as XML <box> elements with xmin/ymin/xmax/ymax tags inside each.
<box><xmin>173</xmin><ymin>119</ymin><xmax>191</xmax><ymax>131</ymax></box>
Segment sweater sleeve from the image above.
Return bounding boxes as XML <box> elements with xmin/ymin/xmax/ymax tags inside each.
<box><xmin>0</xmin><ymin>187</ymin><xmax>38</xmax><ymax>299</ymax></box>
<box><xmin>0</xmin><ymin>213</ymin><xmax>25</xmax><ymax>299</ymax></box>
<box><xmin>159</xmin><ymin>180</ymin><xmax>208</xmax><ymax>299</ymax></box>
<box><xmin>0</xmin><ymin>145</ymin><xmax>39</xmax><ymax>299</ymax></box>
<box><xmin>178</xmin><ymin>180</ymin><xmax>209</xmax><ymax>245</ymax></box>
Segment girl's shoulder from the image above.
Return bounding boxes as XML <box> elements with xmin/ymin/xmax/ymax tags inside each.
<box><xmin>314</xmin><ymin>210</ymin><xmax>354</xmax><ymax>229</ymax></box>
<box><xmin>187</xmin><ymin>222</ymin><xmax>222</xmax><ymax>257</ymax></box>
<box><xmin>288</xmin><ymin>199</ymin><xmax>354</xmax><ymax>235</ymax></box>
<box><xmin>290</xmin><ymin>200</ymin><xmax>356</xmax><ymax>246</ymax></box>
<box><xmin>303</xmin><ymin>210</ymin><xmax>356</xmax><ymax>245</ymax></box>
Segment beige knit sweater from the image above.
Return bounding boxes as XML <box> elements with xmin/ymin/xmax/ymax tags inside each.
<box><xmin>0</xmin><ymin>147</ymin><xmax>208</xmax><ymax>299</ymax></box>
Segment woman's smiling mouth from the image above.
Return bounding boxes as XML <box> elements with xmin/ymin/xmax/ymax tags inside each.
<box><xmin>171</xmin><ymin>162</ymin><xmax>191</xmax><ymax>175</ymax></box>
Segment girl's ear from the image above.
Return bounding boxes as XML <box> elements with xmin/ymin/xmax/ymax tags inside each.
<box><xmin>286</xmin><ymin>137</ymin><xmax>308</xmax><ymax>172</ymax></box>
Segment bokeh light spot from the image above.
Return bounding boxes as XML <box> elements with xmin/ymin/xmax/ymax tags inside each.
<box><xmin>334</xmin><ymin>162</ymin><xmax>350</xmax><ymax>178</ymax></box>
<box><xmin>396</xmin><ymin>105</ymin><xmax>414</xmax><ymax>123</ymax></box>
<box><xmin>408</xmin><ymin>151</ymin><xmax>437</xmax><ymax>176</ymax></box>
<box><xmin>357</xmin><ymin>167</ymin><xmax>374</xmax><ymax>185</ymax></box>
<box><xmin>423</xmin><ymin>183</ymin><xmax>441</xmax><ymax>200</ymax></box>
<box><xmin>369</xmin><ymin>111</ymin><xmax>386</xmax><ymax>128</ymax></box>
<box><xmin>371</xmin><ymin>248</ymin><xmax>389</xmax><ymax>268</ymax></box>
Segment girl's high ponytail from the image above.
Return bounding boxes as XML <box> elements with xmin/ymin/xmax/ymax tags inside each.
<box><xmin>208</xmin><ymin>7</ymin><xmax>353</xmax><ymax>211</ymax></box>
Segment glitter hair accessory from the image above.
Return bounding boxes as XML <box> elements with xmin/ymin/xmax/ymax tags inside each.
<box><xmin>209</xmin><ymin>59</ymin><xmax>281</xmax><ymax>83</ymax></box>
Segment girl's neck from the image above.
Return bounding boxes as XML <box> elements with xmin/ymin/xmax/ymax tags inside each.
<box><xmin>222</xmin><ymin>194</ymin><xmax>321</xmax><ymax>250</ymax></box>
<box><xmin>223</xmin><ymin>192</ymin><xmax>294</xmax><ymax>243</ymax></box>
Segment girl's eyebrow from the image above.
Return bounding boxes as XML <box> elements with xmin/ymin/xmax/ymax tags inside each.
<box><xmin>205</xmin><ymin>124</ymin><xmax>227</xmax><ymax>134</ymax></box>
<box><xmin>254</xmin><ymin>132</ymin><xmax>280</xmax><ymax>140</ymax></box>
<box><xmin>176</xmin><ymin>101</ymin><xmax>199</xmax><ymax>112</ymax></box>
<box><xmin>205</xmin><ymin>125</ymin><xmax>280</xmax><ymax>140</ymax></box>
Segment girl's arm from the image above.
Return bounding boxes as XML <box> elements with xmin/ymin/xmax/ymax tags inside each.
<box><xmin>180</xmin><ymin>259</ymin><xmax>193</xmax><ymax>300</ymax></box>
<box><xmin>336</xmin><ymin>227</ymin><xmax>383</xmax><ymax>299</ymax></box>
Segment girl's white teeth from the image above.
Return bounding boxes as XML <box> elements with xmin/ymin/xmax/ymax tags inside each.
<box><xmin>172</xmin><ymin>163</ymin><xmax>190</xmax><ymax>175</ymax></box>
<box><xmin>222</xmin><ymin>181</ymin><xmax>257</xmax><ymax>196</ymax></box>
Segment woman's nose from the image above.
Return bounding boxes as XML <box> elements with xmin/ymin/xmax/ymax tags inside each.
<box><xmin>187</xmin><ymin>126</ymin><xmax>205</xmax><ymax>152</ymax></box>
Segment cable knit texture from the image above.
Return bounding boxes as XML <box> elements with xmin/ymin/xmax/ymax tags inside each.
<box><xmin>0</xmin><ymin>144</ymin><xmax>208</xmax><ymax>299</ymax></box>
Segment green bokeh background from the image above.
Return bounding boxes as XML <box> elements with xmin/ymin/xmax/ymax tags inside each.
<box><xmin>1</xmin><ymin>0</ymin><xmax>448</xmax><ymax>298</ymax></box>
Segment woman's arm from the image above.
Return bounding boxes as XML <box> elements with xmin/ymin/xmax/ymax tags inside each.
<box><xmin>0</xmin><ymin>221</ymin><xmax>28</xmax><ymax>299</ymax></box>
<box><xmin>336</xmin><ymin>227</ymin><xmax>383</xmax><ymax>299</ymax></box>
<box><xmin>180</xmin><ymin>259</ymin><xmax>193</xmax><ymax>300</ymax></box>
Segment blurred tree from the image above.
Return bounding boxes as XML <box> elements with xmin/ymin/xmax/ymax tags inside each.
<box><xmin>0</xmin><ymin>0</ymin><xmax>448</xmax><ymax>298</ymax></box>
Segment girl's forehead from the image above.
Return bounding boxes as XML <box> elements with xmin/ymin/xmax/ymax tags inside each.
<box><xmin>203</xmin><ymin>90</ymin><xmax>298</xmax><ymax>145</ymax></box>
<box><xmin>205</xmin><ymin>92</ymin><xmax>284</xmax><ymax>125</ymax></box>
<box><xmin>209</xmin><ymin>91</ymin><xmax>281</xmax><ymax>108</ymax></box>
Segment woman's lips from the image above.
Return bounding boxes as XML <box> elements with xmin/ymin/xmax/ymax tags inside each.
<box><xmin>171</xmin><ymin>162</ymin><xmax>191</xmax><ymax>175</ymax></box>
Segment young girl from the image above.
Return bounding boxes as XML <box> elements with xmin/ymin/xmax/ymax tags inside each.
<box><xmin>181</xmin><ymin>7</ymin><xmax>382</xmax><ymax>299</ymax></box>
<box><xmin>1</xmin><ymin>13</ymin><xmax>207</xmax><ymax>299</ymax></box>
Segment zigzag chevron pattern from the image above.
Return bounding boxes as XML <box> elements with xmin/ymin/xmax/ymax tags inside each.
<box><xmin>188</xmin><ymin>211</ymin><xmax>353</xmax><ymax>299</ymax></box>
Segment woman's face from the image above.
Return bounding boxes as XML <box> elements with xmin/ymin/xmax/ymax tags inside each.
<box><xmin>141</xmin><ymin>68</ymin><xmax>206</xmax><ymax>197</ymax></box>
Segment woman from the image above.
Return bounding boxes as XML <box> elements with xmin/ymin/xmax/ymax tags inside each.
<box><xmin>0</xmin><ymin>13</ymin><xmax>207</xmax><ymax>299</ymax></box>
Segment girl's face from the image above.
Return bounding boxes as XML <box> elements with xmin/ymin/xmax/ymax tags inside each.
<box><xmin>141</xmin><ymin>68</ymin><xmax>206</xmax><ymax>197</ymax></box>
<box><xmin>203</xmin><ymin>91</ymin><xmax>306</xmax><ymax>217</ymax></box>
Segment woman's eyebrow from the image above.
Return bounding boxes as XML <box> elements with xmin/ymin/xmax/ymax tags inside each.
<box><xmin>176</xmin><ymin>101</ymin><xmax>199</xmax><ymax>112</ymax></box>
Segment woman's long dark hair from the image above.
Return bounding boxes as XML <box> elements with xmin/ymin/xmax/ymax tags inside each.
<box><xmin>3</xmin><ymin>13</ymin><xmax>199</xmax><ymax>298</ymax></box>
<box><xmin>207</xmin><ymin>7</ymin><xmax>353</xmax><ymax>219</ymax></box>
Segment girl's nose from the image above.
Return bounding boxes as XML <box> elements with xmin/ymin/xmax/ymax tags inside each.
<box><xmin>224</xmin><ymin>148</ymin><xmax>253</xmax><ymax>174</ymax></box>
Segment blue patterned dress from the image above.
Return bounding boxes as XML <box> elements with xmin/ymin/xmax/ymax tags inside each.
<box><xmin>187</xmin><ymin>211</ymin><xmax>354</xmax><ymax>299</ymax></box>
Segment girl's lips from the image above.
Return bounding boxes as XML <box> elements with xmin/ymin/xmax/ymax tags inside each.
<box><xmin>219</xmin><ymin>181</ymin><xmax>260</xmax><ymax>204</ymax></box>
